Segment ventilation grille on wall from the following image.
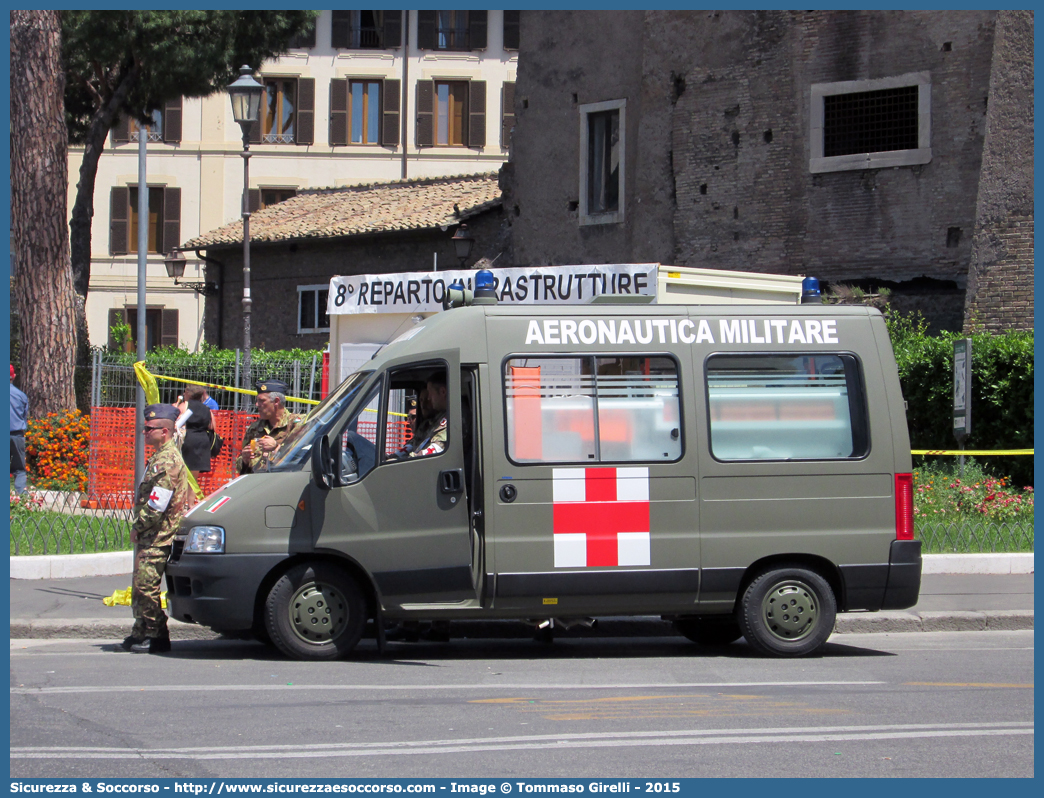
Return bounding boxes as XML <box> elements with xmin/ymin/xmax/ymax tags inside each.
<box><xmin>823</xmin><ymin>85</ymin><xmax>919</xmax><ymax>157</ymax></box>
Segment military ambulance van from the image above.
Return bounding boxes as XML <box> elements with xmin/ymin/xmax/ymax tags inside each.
<box><xmin>166</xmin><ymin>288</ymin><xmax>920</xmax><ymax>660</ymax></box>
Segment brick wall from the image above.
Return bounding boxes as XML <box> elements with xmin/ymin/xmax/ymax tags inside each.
<box><xmin>202</xmin><ymin>207</ymin><xmax>508</xmax><ymax>351</ymax></box>
<box><xmin>508</xmin><ymin>10</ymin><xmax>1028</xmax><ymax>333</ymax></box>
<box><xmin>964</xmin><ymin>10</ymin><xmax>1034</xmax><ymax>333</ymax></box>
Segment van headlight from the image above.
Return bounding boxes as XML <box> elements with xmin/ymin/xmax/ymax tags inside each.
<box><xmin>184</xmin><ymin>526</ymin><xmax>225</xmax><ymax>554</ymax></box>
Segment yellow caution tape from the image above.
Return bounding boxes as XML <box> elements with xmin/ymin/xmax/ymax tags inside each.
<box><xmin>911</xmin><ymin>449</ymin><xmax>1033</xmax><ymax>456</ymax></box>
<box><xmin>135</xmin><ymin>362</ymin><xmax>321</xmax><ymax>405</ymax></box>
<box><xmin>102</xmin><ymin>587</ymin><xmax>167</xmax><ymax>609</ymax></box>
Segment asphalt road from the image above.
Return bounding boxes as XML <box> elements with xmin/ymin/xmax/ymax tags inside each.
<box><xmin>10</xmin><ymin>629</ymin><xmax>1033</xmax><ymax>779</ymax></box>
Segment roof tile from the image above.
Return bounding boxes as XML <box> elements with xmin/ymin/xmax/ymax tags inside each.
<box><xmin>182</xmin><ymin>172</ymin><xmax>501</xmax><ymax>249</ymax></box>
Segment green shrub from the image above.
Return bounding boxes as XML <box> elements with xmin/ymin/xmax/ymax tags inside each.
<box><xmin>888</xmin><ymin>311</ymin><xmax>1033</xmax><ymax>488</ymax></box>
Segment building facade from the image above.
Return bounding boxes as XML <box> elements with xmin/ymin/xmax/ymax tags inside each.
<box><xmin>71</xmin><ymin>10</ymin><xmax>520</xmax><ymax>351</ymax></box>
<box><xmin>503</xmin><ymin>10</ymin><xmax>1033</xmax><ymax>332</ymax></box>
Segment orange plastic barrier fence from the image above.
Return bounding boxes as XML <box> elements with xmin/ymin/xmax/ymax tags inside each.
<box><xmin>88</xmin><ymin>409</ymin><xmax>413</xmax><ymax>504</ymax></box>
<box><xmin>88</xmin><ymin>407</ymin><xmax>259</xmax><ymax>504</ymax></box>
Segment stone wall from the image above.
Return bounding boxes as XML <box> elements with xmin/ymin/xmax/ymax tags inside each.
<box><xmin>508</xmin><ymin>10</ymin><xmax>1033</xmax><ymax>333</ymax></box>
<box><xmin>964</xmin><ymin>10</ymin><xmax>1034</xmax><ymax>333</ymax></box>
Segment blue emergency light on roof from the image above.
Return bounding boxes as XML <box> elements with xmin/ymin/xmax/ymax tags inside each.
<box><xmin>473</xmin><ymin>269</ymin><xmax>498</xmax><ymax>305</ymax></box>
<box><xmin>801</xmin><ymin>276</ymin><xmax>822</xmax><ymax>304</ymax></box>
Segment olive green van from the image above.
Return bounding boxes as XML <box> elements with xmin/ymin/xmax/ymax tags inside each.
<box><xmin>166</xmin><ymin>301</ymin><xmax>920</xmax><ymax>659</ymax></box>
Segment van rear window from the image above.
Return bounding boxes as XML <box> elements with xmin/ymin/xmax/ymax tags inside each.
<box><xmin>505</xmin><ymin>356</ymin><xmax>682</xmax><ymax>463</ymax></box>
<box><xmin>706</xmin><ymin>354</ymin><xmax>869</xmax><ymax>461</ymax></box>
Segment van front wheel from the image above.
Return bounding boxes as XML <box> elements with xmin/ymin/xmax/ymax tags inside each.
<box><xmin>737</xmin><ymin>566</ymin><xmax>836</xmax><ymax>657</ymax></box>
<box><xmin>265</xmin><ymin>563</ymin><xmax>366</xmax><ymax>660</ymax></box>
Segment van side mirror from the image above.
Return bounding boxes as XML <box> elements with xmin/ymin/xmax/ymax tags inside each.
<box><xmin>311</xmin><ymin>434</ymin><xmax>336</xmax><ymax>490</ymax></box>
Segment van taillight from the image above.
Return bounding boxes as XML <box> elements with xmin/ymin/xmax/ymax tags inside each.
<box><xmin>895</xmin><ymin>473</ymin><xmax>914</xmax><ymax>540</ymax></box>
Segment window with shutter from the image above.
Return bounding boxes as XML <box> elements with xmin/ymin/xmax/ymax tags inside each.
<box><xmin>416</xmin><ymin>81</ymin><xmax>434</xmax><ymax>147</ymax></box>
<box><xmin>436</xmin><ymin>81</ymin><xmax>469</xmax><ymax>146</ymax></box>
<box><xmin>110</xmin><ymin>187</ymin><xmax>130</xmax><ymax>255</ymax></box>
<box><xmin>468</xmin><ymin>81</ymin><xmax>486</xmax><ymax>149</ymax></box>
<box><xmin>297</xmin><ymin>78</ymin><xmax>315</xmax><ymax>145</ymax></box>
<box><xmin>501</xmin><ymin>82</ymin><xmax>516</xmax><ymax>149</ymax></box>
<box><xmin>248</xmin><ymin>189</ymin><xmax>262</xmax><ymax>214</ymax></box>
<box><xmin>381</xmin><ymin>80</ymin><xmax>401</xmax><ymax>147</ymax></box>
<box><xmin>503</xmin><ymin>11</ymin><xmax>520</xmax><ymax>50</ymax></box>
<box><xmin>130</xmin><ymin>110</ymin><xmax>163</xmax><ymax>143</ymax></box>
<box><xmin>161</xmin><ymin>309</ymin><xmax>180</xmax><ymax>349</ymax></box>
<box><xmin>128</xmin><ymin>186</ymin><xmax>163</xmax><ymax>254</ymax></box>
<box><xmin>162</xmin><ymin>187</ymin><xmax>181</xmax><ymax>254</ymax></box>
<box><xmin>469</xmin><ymin>11</ymin><xmax>487</xmax><ymax>50</ymax></box>
<box><xmin>330</xmin><ymin>79</ymin><xmax>348</xmax><ymax>146</ymax></box>
<box><xmin>163</xmin><ymin>97</ymin><xmax>182</xmax><ymax>143</ymax></box>
<box><xmin>261</xmin><ymin>78</ymin><xmax>297</xmax><ymax>144</ymax></box>
<box><xmin>111</xmin><ymin>115</ymin><xmax>131</xmax><ymax>145</ymax></box>
<box><xmin>383</xmin><ymin>10</ymin><xmax>402</xmax><ymax>49</ymax></box>
<box><xmin>349</xmin><ymin>80</ymin><xmax>382</xmax><ymax>144</ymax></box>
<box><xmin>417</xmin><ymin>10</ymin><xmax>436</xmax><ymax>50</ymax></box>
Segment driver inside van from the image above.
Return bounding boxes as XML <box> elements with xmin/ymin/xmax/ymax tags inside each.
<box><xmin>391</xmin><ymin>373</ymin><xmax>448</xmax><ymax>459</ymax></box>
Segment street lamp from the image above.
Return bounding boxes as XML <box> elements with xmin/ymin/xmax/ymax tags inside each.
<box><xmin>451</xmin><ymin>223</ymin><xmax>475</xmax><ymax>267</ymax></box>
<box><xmin>164</xmin><ymin>249</ymin><xmax>217</xmax><ymax>296</ymax></box>
<box><xmin>227</xmin><ymin>65</ymin><xmax>264</xmax><ymax>391</ymax></box>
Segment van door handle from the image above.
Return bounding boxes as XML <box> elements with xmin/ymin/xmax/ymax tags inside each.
<box><xmin>439</xmin><ymin>469</ymin><xmax>464</xmax><ymax>494</ymax></box>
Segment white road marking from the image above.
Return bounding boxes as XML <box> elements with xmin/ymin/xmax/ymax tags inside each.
<box><xmin>10</xmin><ymin>722</ymin><xmax>1033</xmax><ymax>760</ymax></box>
<box><xmin>10</xmin><ymin>680</ymin><xmax>885</xmax><ymax>695</ymax></box>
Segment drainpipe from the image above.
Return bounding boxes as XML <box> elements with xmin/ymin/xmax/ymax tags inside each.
<box><xmin>194</xmin><ymin>248</ymin><xmax>225</xmax><ymax>348</ymax></box>
<box><xmin>401</xmin><ymin>10</ymin><xmax>409</xmax><ymax>180</ymax></box>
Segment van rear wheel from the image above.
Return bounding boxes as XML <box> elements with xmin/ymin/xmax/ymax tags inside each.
<box><xmin>737</xmin><ymin>565</ymin><xmax>836</xmax><ymax>657</ymax></box>
<box><xmin>265</xmin><ymin>563</ymin><xmax>366</xmax><ymax>660</ymax></box>
<box><xmin>674</xmin><ymin>617</ymin><xmax>743</xmax><ymax>646</ymax></box>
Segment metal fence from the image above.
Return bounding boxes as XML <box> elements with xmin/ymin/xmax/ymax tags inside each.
<box><xmin>9</xmin><ymin>489</ymin><xmax>133</xmax><ymax>556</ymax></box>
<box><xmin>90</xmin><ymin>350</ymin><xmax>322</xmax><ymax>415</ymax></box>
<box><xmin>917</xmin><ymin>520</ymin><xmax>1035</xmax><ymax>553</ymax></box>
<box><xmin>11</xmin><ymin>491</ymin><xmax>1033</xmax><ymax>557</ymax></box>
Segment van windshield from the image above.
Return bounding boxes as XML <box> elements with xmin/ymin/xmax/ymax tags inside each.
<box><xmin>267</xmin><ymin>370</ymin><xmax>374</xmax><ymax>471</ymax></box>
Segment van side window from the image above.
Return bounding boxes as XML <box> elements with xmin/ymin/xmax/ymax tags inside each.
<box><xmin>338</xmin><ymin>387</ymin><xmax>380</xmax><ymax>482</ymax></box>
<box><xmin>505</xmin><ymin>355</ymin><xmax>682</xmax><ymax>463</ymax></box>
<box><xmin>384</xmin><ymin>364</ymin><xmax>450</xmax><ymax>461</ymax></box>
<box><xmin>706</xmin><ymin>354</ymin><xmax>869</xmax><ymax>461</ymax></box>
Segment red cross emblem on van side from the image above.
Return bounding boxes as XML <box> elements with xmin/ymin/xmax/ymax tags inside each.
<box><xmin>552</xmin><ymin>467</ymin><xmax>650</xmax><ymax>567</ymax></box>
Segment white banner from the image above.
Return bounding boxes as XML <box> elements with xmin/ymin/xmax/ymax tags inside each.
<box><xmin>327</xmin><ymin>264</ymin><xmax>659</xmax><ymax>315</ymax></box>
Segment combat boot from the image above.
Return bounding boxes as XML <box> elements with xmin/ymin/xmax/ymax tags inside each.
<box><xmin>120</xmin><ymin>635</ymin><xmax>145</xmax><ymax>651</ymax></box>
<box><xmin>130</xmin><ymin>634</ymin><xmax>171</xmax><ymax>654</ymax></box>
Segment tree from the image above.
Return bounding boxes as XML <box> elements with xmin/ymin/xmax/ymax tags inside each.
<box><xmin>11</xmin><ymin>10</ymin><xmax>78</xmax><ymax>415</ymax></box>
<box><xmin>63</xmin><ymin>10</ymin><xmax>318</xmax><ymax>300</ymax></box>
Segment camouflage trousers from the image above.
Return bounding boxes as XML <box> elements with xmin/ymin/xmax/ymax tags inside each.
<box><xmin>131</xmin><ymin>545</ymin><xmax>171</xmax><ymax>639</ymax></box>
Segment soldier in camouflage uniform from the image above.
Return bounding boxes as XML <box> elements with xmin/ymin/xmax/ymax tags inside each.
<box><xmin>235</xmin><ymin>379</ymin><xmax>305</xmax><ymax>474</ymax></box>
<box><xmin>409</xmin><ymin>372</ymin><xmax>448</xmax><ymax>457</ymax></box>
<box><xmin>121</xmin><ymin>404</ymin><xmax>192</xmax><ymax>654</ymax></box>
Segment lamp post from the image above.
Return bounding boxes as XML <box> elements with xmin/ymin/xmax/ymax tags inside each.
<box><xmin>451</xmin><ymin>223</ymin><xmax>475</xmax><ymax>268</ymax></box>
<box><xmin>227</xmin><ymin>65</ymin><xmax>264</xmax><ymax>391</ymax></box>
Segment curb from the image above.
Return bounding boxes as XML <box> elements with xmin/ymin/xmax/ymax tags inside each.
<box><xmin>832</xmin><ymin>609</ymin><xmax>1034</xmax><ymax>634</ymax></box>
<box><xmin>9</xmin><ymin>551</ymin><xmax>133</xmax><ymax>580</ymax></box>
<box><xmin>920</xmin><ymin>553</ymin><xmax>1034</xmax><ymax>574</ymax></box>
<box><xmin>9</xmin><ymin>611</ymin><xmax>1032</xmax><ymax>641</ymax></box>
<box><xmin>9</xmin><ymin>552</ymin><xmax>1035</xmax><ymax>580</ymax></box>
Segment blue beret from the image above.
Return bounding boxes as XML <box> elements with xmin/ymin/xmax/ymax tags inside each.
<box><xmin>256</xmin><ymin>379</ymin><xmax>289</xmax><ymax>394</ymax></box>
<box><xmin>144</xmin><ymin>404</ymin><xmax>180</xmax><ymax>422</ymax></box>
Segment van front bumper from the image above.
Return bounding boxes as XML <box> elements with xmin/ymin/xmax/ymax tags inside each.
<box><xmin>166</xmin><ymin>553</ymin><xmax>288</xmax><ymax>633</ymax></box>
<box><xmin>839</xmin><ymin>540</ymin><xmax>922</xmax><ymax>612</ymax></box>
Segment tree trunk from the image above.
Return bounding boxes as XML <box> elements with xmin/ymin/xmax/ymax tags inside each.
<box><xmin>11</xmin><ymin>10</ymin><xmax>78</xmax><ymax>416</ymax></box>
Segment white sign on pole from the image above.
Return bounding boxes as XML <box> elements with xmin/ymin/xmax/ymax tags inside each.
<box><xmin>327</xmin><ymin>264</ymin><xmax>659</xmax><ymax>315</ymax></box>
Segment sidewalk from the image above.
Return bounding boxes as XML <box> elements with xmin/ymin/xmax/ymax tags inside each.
<box><xmin>8</xmin><ymin>557</ymin><xmax>1033</xmax><ymax>641</ymax></box>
